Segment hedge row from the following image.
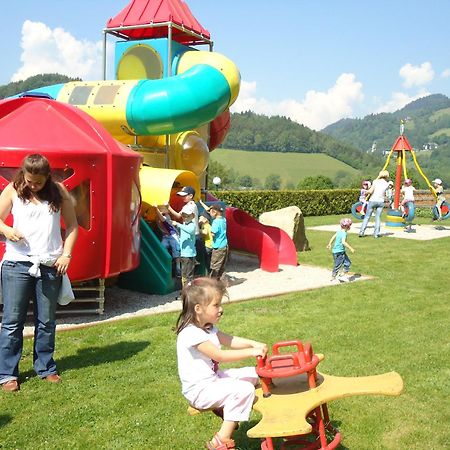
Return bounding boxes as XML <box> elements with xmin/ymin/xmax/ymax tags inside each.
<box><xmin>214</xmin><ymin>189</ymin><xmax>359</xmax><ymax>217</ymax></box>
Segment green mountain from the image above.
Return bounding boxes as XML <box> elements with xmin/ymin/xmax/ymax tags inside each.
<box><xmin>322</xmin><ymin>94</ymin><xmax>450</xmax><ymax>153</ymax></box>
<box><xmin>221</xmin><ymin>111</ymin><xmax>382</xmax><ymax>173</ymax></box>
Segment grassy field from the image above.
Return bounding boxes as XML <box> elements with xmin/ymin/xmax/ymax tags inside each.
<box><xmin>211</xmin><ymin>148</ymin><xmax>359</xmax><ymax>186</ymax></box>
<box><xmin>0</xmin><ymin>215</ymin><xmax>449</xmax><ymax>449</ymax></box>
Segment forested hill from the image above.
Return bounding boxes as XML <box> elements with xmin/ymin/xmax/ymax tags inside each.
<box><xmin>221</xmin><ymin>111</ymin><xmax>382</xmax><ymax>172</ymax></box>
<box><xmin>322</xmin><ymin>94</ymin><xmax>450</xmax><ymax>153</ymax></box>
<box><xmin>0</xmin><ymin>74</ymin><xmax>80</xmax><ymax>99</ymax></box>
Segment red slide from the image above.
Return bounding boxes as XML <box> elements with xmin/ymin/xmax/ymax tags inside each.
<box><xmin>225</xmin><ymin>207</ymin><xmax>298</xmax><ymax>272</ymax></box>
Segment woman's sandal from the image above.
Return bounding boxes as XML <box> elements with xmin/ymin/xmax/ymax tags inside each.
<box><xmin>205</xmin><ymin>433</ymin><xmax>236</xmax><ymax>450</ymax></box>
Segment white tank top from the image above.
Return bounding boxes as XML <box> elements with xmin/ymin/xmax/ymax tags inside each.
<box><xmin>3</xmin><ymin>195</ymin><xmax>63</xmax><ymax>263</ymax></box>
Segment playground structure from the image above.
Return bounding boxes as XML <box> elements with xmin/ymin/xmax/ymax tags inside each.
<box><xmin>0</xmin><ymin>0</ymin><xmax>298</xmax><ymax>294</ymax></box>
<box><xmin>352</xmin><ymin>121</ymin><xmax>449</xmax><ymax>225</ymax></box>
<box><xmin>249</xmin><ymin>340</ymin><xmax>403</xmax><ymax>450</ymax></box>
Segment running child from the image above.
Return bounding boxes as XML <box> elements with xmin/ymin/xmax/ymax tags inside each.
<box><xmin>176</xmin><ymin>278</ymin><xmax>267</xmax><ymax>450</ymax></box>
<box><xmin>327</xmin><ymin>218</ymin><xmax>355</xmax><ymax>282</ymax></box>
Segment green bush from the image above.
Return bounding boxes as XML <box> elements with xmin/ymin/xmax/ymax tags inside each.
<box><xmin>214</xmin><ymin>189</ymin><xmax>358</xmax><ymax>217</ymax></box>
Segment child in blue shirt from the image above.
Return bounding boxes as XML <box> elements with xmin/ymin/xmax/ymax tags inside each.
<box><xmin>172</xmin><ymin>203</ymin><xmax>197</xmax><ymax>286</ymax></box>
<box><xmin>209</xmin><ymin>203</ymin><xmax>228</xmax><ymax>280</ymax></box>
<box><xmin>327</xmin><ymin>218</ymin><xmax>355</xmax><ymax>283</ymax></box>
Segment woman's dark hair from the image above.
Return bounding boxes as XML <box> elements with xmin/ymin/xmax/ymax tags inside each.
<box><xmin>175</xmin><ymin>277</ymin><xmax>228</xmax><ymax>334</ymax></box>
<box><xmin>13</xmin><ymin>154</ymin><xmax>62</xmax><ymax>212</ymax></box>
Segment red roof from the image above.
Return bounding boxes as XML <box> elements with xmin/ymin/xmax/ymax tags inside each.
<box><xmin>0</xmin><ymin>97</ymin><xmax>121</xmax><ymax>154</ymax></box>
<box><xmin>392</xmin><ymin>135</ymin><xmax>413</xmax><ymax>152</ymax></box>
<box><xmin>106</xmin><ymin>0</ymin><xmax>210</xmax><ymax>44</ymax></box>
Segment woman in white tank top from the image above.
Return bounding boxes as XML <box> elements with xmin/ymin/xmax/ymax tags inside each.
<box><xmin>0</xmin><ymin>154</ymin><xmax>78</xmax><ymax>392</ymax></box>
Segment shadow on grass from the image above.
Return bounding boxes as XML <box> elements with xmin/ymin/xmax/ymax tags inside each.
<box><xmin>21</xmin><ymin>340</ymin><xmax>150</xmax><ymax>379</ymax></box>
<box><xmin>236</xmin><ymin>419</ymin><xmax>349</xmax><ymax>450</ymax></box>
<box><xmin>0</xmin><ymin>414</ymin><xmax>12</xmax><ymax>428</ymax></box>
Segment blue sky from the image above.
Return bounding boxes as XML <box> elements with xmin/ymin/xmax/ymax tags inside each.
<box><xmin>2</xmin><ymin>0</ymin><xmax>449</xmax><ymax>130</ymax></box>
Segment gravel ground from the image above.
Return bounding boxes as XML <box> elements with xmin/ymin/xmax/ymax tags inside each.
<box><xmin>21</xmin><ymin>252</ymin><xmax>369</xmax><ymax>337</ymax></box>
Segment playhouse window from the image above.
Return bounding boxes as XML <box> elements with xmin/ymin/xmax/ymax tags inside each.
<box><xmin>68</xmin><ymin>86</ymin><xmax>93</xmax><ymax>105</ymax></box>
<box><xmin>0</xmin><ymin>167</ymin><xmax>19</xmax><ymax>182</ymax></box>
<box><xmin>130</xmin><ymin>180</ymin><xmax>141</xmax><ymax>226</ymax></box>
<box><xmin>94</xmin><ymin>85</ymin><xmax>121</xmax><ymax>105</ymax></box>
<box><xmin>70</xmin><ymin>179</ymin><xmax>91</xmax><ymax>230</ymax></box>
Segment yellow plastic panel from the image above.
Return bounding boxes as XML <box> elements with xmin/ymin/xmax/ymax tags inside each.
<box><xmin>139</xmin><ymin>166</ymin><xmax>200</xmax><ymax>207</ymax></box>
<box><xmin>248</xmin><ymin>371</ymin><xmax>403</xmax><ymax>438</ymax></box>
<box><xmin>57</xmin><ymin>80</ymin><xmax>138</xmax><ymax>140</ymax></box>
<box><xmin>117</xmin><ymin>44</ymin><xmax>163</xmax><ymax>80</ymax></box>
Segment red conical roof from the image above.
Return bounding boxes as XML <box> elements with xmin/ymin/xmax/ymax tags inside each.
<box><xmin>106</xmin><ymin>0</ymin><xmax>210</xmax><ymax>44</ymax></box>
<box><xmin>392</xmin><ymin>135</ymin><xmax>413</xmax><ymax>152</ymax></box>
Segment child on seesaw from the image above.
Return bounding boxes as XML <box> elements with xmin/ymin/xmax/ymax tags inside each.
<box><xmin>175</xmin><ymin>277</ymin><xmax>267</xmax><ymax>450</ymax></box>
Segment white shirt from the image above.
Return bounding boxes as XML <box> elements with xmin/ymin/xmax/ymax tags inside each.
<box><xmin>401</xmin><ymin>185</ymin><xmax>416</xmax><ymax>201</ymax></box>
<box><xmin>180</xmin><ymin>201</ymin><xmax>199</xmax><ymax>235</ymax></box>
<box><xmin>177</xmin><ymin>324</ymin><xmax>220</xmax><ymax>402</ymax></box>
<box><xmin>3</xmin><ymin>196</ymin><xmax>63</xmax><ymax>263</ymax></box>
<box><xmin>369</xmin><ymin>178</ymin><xmax>389</xmax><ymax>203</ymax></box>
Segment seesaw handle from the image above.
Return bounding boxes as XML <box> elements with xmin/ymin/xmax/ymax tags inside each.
<box><xmin>272</xmin><ymin>340</ymin><xmax>305</xmax><ymax>355</ymax></box>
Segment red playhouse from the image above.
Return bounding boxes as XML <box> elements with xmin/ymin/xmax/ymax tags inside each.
<box><xmin>0</xmin><ymin>96</ymin><xmax>142</xmax><ymax>283</ymax></box>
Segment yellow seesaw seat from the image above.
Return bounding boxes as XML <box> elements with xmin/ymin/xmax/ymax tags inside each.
<box><xmin>247</xmin><ymin>371</ymin><xmax>404</xmax><ymax>439</ymax></box>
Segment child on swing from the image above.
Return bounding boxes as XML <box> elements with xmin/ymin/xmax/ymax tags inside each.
<box><xmin>358</xmin><ymin>180</ymin><xmax>371</xmax><ymax>214</ymax></box>
<box><xmin>432</xmin><ymin>178</ymin><xmax>446</xmax><ymax>220</ymax></box>
<box><xmin>175</xmin><ymin>277</ymin><xmax>267</xmax><ymax>450</ymax></box>
<box><xmin>400</xmin><ymin>178</ymin><xmax>416</xmax><ymax>217</ymax></box>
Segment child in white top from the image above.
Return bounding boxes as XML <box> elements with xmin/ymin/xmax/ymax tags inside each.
<box><xmin>400</xmin><ymin>178</ymin><xmax>416</xmax><ymax>217</ymax></box>
<box><xmin>176</xmin><ymin>278</ymin><xmax>267</xmax><ymax>450</ymax></box>
<box><xmin>358</xmin><ymin>180</ymin><xmax>371</xmax><ymax>214</ymax></box>
<box><xmin>432</xmin><ymin>178</ymin><xmax>446</xmax><ymax>220</ymax></box>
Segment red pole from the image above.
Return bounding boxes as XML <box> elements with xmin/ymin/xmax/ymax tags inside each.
<box><xmin>394</xmin><ymin>152</ymin><xmax>403</xmax><ymax>209</ymax></box>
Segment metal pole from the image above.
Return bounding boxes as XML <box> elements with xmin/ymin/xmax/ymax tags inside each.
<box><xmin>102</xmin><ymin>31</ymin><xmax>107</xmax><ymax>80</ymax></box>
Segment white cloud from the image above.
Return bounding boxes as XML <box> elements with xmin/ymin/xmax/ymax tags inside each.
<box><xmin>232</xmin><ymin>73</ymin><xmax>364</xmax><ymax>131</ymax></box>
<box><xmin>375</xmin><ymin>90</ymin><xmax>430</xmax><ymax>113</ymax></box>
<box><xmin>442</xmin><ymin>68</ymin><xmax>450</xmax><ymax>78</ymax></box>
<box><xmin>11</xmin><ymin>20</ymin><xmax>104</xmax><ymax>82</ymax></box>
<box><xmin>399</xmin><ymin>62</ymin><xmax>434</xmax><ymax>88</ymax></box>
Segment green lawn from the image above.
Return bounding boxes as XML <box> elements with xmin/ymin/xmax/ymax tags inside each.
<box><xmin>211</xmin><ymin>148</ymin><xmax>359</xmax><ymax>186</ymax></box>
<box><xmin>0</xmin><ymin>215</ymin><xmax>449</xmax><ymax>449</ymax></box>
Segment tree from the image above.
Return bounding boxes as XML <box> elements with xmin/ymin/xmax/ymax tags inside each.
<box><xmin>238</xmin><ymin>174</ymin><xmax>253</xmax><ymax>188</ymax></box>
<box><xmin>0</xmin><ymin>73</ymin><xmax>81</xmax><ymax>99</ymax></box>
<box><xmin>298</xmin><ymin>175</ymin><xmax>335</xmax><ymax>190</ymax></box>
<box><xmin>265</xmin><ymin>173</ymin><xmax>281</xmax><ymax>190</ymax></box>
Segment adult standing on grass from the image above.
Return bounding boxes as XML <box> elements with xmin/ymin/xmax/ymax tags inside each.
<box><xmin>0</xmin><ymin>154</ymin><xmax>78</xmax><ymax>392</ymax></box>
<box><xmin>359</xmin><ymin>170</ymin><xmax>390</xmax><ymax>239</ymax></box>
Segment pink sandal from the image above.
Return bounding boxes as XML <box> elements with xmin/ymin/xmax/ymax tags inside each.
<box><xmin>205</xmin><ymin>433</ymin><xmax>236</xmax><ymax>450</ymax></box>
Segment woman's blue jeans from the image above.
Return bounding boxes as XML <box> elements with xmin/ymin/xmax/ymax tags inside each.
<box><xmin>0</xmin><ymin>261</ymin><xmax>61</xmax><ymax>382</ymax></box>
<box><xmin>360</xmin><ymin>201</ymin><xmax>385</xmax><ymax>236</ymax></box>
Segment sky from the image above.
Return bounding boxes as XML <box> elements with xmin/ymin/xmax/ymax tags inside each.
<box><xmin>1</xmin><ymin>0</ymin><xmax>450</xmax><ymax>131</ymax></box>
